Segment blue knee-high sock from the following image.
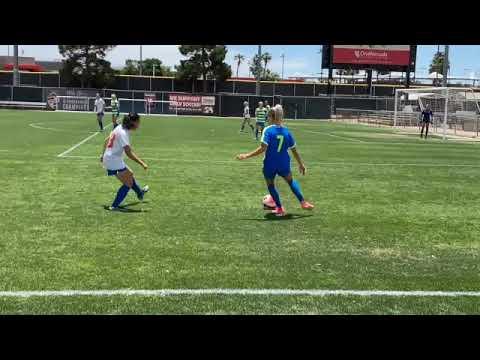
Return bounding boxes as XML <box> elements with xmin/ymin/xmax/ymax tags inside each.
<box><xmin>131</xmin><ymin>178</ymin><xmax>142</xmax><ymax>197</ymax></box>
<box><xmin>288</xmin><ymin>180</ymin><xmax>305</xmax><ymax>203</ymax></box>
<box><xmin>112</xmin><ymin>185</ymin><xmax>130</xmax><ymax>208</ymax></box>
<box><xmin>267</xmin><ymin>184</ymin><xmax>282</xmax><ymax>208</ymax></box>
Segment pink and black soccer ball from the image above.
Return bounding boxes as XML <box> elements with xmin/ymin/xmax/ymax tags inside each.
<box><xmin>262</xmin><ymin>194</ymin><xmax>277</xmax><ymax>210</ymax></box>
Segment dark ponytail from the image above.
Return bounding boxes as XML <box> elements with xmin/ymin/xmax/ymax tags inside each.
<box><xmin>122</xmin><ymin>112</ymin><xmax>140</xmax><ymax>130</ymax></box>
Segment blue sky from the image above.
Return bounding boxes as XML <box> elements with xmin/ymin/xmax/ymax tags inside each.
<box><xmin>3</xmin><ymin>45</ymin><xmax>480</xmax><ymax>78</ymax></box>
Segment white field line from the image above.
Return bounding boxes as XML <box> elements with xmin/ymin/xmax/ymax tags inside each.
<box><xmin>1</xmin><ymin>288</ymin><xmax>480</xmax><ymax>298</ymax></box>
<box><xmin>58</xmin><ymin>155</ymin><xmax>480</xmax><ymax>168</ymax></box>
<box><xmin>29</xmin><ymin>122</ymin><xmax>96</xmax><ymax>134</ymax></box>
<box><xmin>303</xmin><ymin>130</ymin><xmax>367</xmax><ymax>143</ymax></box>
<box><xmin>57</xmin><ymin>123</ymin><xmax>112</xmax><ymax>158</ymax></box>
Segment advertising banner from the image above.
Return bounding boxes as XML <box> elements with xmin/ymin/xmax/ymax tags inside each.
<box><xmin>167</xmin><ymin>93</ymin><xmax>215</xmax><ymax>115</ymax></box>
<box><xmin>332</xmin><ymin>45</ymin><xmax>411</xmax><ymax>66</ymax></box>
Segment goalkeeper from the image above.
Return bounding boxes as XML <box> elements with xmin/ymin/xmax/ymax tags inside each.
<box><xmin>420</xmin><ymin>104</ymin><xmax>433</xmax><ymax>139</ymax></box>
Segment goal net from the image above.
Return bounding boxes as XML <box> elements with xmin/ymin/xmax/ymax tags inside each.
<box><xmin>394</xmin><ymin>87</ymin><xmax>480</xmax><ymax>139</ymax></box>
<box><xmin>54</xmin><ymin>96</ymin><xmax>179</xmax><ymax>116</ymax></box>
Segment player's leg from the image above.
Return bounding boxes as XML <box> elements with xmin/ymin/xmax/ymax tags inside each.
<box><xmin>282</xmin><ymin>172</ymin><xmax>314</xmax><ymax>209</ymax></box>
<box><xmin>255</xmin><ymin>122</ymin><xmax>260</xmax><ymax>140</ymax></box>
<box><xmin>420</xmin><ymin>122</ymin><xmax>425</xmax><ymax>138</ymax></box>
<box><xmin>112</xmin><ymin>113</ymin><xmax>118</xmax><ymax>128</ymax></box>
<box><xmin>425</xmin><ymin>122</ymin><xmax>429</xmax><ymax>138</ymax></box>
<box><xmin>97</xmin><ymin>113</ymin><xmax>104</xmax><ymax>131</ymax></box>
<box><xmin>248</xmin><ymin>118</ymin><xmax>255</xmax><ymax>133</ymax></box>
<box><xmin>240</xmin><ymin>118</ymin><xmax>247</xmax><ymax>132</ymax></box>
<box><xmin>257</xmin><ymin>123</ymin><xmax>265</xmax><ymax>140</ymax></box>
<box><xmin>264</xmin><ymin>168</ymin><xmax>285</xmax><ymax>216</ymax></box>
<box><xmin>126</xmin><ymin>166</ymin><xmax>149</xmax><ymax>201</ymax></box>
<box><xmin>109</xmin><ymin>168</ymin><xmax>134</xmax><ymax>209</ymax></box>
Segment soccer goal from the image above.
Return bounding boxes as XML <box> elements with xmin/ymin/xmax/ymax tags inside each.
<box><xmin>394</xmin><ymin>87</ymin><xmax>480</xmax><ymax>140</ymax></box>
<box><xmin>54</xmin><ymin>96</ymin><xmax>179</xmax><ymax>116</ymax></box>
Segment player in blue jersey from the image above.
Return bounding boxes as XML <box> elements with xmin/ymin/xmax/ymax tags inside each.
<box><xmin>420</xmin><ymin>104</ymin><xmax>433</xmax><ymax>139</ymax></box>
<box><xmin>236</xmin><ymin>104</ymin><xmax>314</xmax><ymax>216</ymax></box>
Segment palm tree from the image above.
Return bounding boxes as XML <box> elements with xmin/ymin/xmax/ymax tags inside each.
<box><xmin>261</xmin><ymin>52</ymin><xmax>272</xmax><ymax>78</ymax></box>
<box><xmin>234</xmin><ymin>54</ymin><xmax>245</xmax><ymax>78</ymax></box>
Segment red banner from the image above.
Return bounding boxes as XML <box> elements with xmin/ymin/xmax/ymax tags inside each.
<box><xmin>333</xmin><ymin>45</ymin><xmax>411</xmax><ymax>66</ymax></box>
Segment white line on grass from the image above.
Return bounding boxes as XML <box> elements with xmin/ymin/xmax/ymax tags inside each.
<box><xmin>303</xmin><ymin>130</ymin><xmax>367</xmax><ymax>143</ymax></box>
<box><xmin>1</xmin><ymin>288</ymin><xmax>480</xmax><ymax>298</ymax></box>
<box><xmin>58</xmin><ymin>155</ymin><xmax>480</xmax><ymax>168</ymax></box>
<box><xmin>57</xmin><ymin>123</ymin><xmax>112</xmax><ymax>158</ymax></box>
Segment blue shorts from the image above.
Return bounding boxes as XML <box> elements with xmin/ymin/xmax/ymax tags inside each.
<box><xmin>263</xmin><ymin>165</ymin><xmax>291</xmax><ymax>180</ymax></box>
<box><xmin>107</xmin><ymin>167</ymin><xmax>127</xmax><ymax>176</ymax></box>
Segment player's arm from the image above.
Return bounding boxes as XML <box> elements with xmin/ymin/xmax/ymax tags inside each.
<box><xmin>124</xmin><ymin>145</ymin><xmax>148</xmax><ymax>170</ymax></box>
<box><xmin>290</xmin><ymin>147</ymin><xmax>306</xmax><ymax>175</ymax></box>
<box><xmin>100</xmin><ymin>136</ymin><xmax>109</xmax><ymax>162</ymax></box>
<box><xmin>236</xmin><ymin>143</ymin><xmax>267</xmax><ymax>160</ymax></box>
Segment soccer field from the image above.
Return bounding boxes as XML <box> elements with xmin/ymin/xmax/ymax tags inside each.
<box><xmin>1</xmin><ymin>109</ymin><xmax>480</xmax><ymax>314</ymax></box>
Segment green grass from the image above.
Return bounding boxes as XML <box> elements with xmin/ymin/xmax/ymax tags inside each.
<box><xmin>1</xmin><ymin>109</ymin><xmax>480</xmax><ymax>314</ymax></box>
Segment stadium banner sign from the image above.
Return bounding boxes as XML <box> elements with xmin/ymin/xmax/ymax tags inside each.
<box><xmin>44</xmin><ymin>88</ymin><xmax>98</xmax><ymax>111</ymax></box>
<box><xmin>167</xmin><ymin>93</ymin><xmax>215</xmax><ymax>115</ymax></box>
<box><xmin>332</xmin><ymin>45</ymin><xmax>411</xmax><ymax>66</ymax></box>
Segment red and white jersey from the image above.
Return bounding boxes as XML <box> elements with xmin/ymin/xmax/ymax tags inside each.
<box><xmin>103</xmin><ymin>125</ymin><xmax>130</xmax><ymax>170</ymax></box>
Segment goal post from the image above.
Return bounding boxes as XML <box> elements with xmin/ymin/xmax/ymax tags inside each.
<box><xmin>394</xmin><ymin>87</ymin><xmax>480</xmax><ymax>140</ymax></box>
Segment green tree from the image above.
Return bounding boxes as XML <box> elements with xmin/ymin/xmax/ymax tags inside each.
<box><xmin>175</xmin><ymin>45</ymin><xmax>232</xmax><ymax>93</ymax></box>
<box><xmin>121</xmin><ymin>58</ymin><xmax>174</xmax><ymax>76</ymax></box>
<box><xmin>121</xmin><ymin>59</ymin><xmax>139</xmax><ymax>75</ymax></box>
<box><xmin>249</xmin><ymin>54</ymin><xmax>263</xmax><ymax>80</ymax></box>
<box><xmin>261</xmin><ymin>52</ymin><xmax>272</xmax><ymax>77</ymax></box>
<box><xmin>234</xmin><ymin>53</ymin><xmax>245</xmax><ymax>78</ymax></box>
<box><xmin>58</xmin><ymin>45</ymin><xmax>116</xmax><ymax>88</ymax></box>
<box><xmin>429</xmin><ymin>51</ymin><xmax>450</xmax><ymax>76</ymax></box>
<box><xmin>262</xmin><ymin>69</ymin><xmax>281</xmax><ymax>81</ymax></box>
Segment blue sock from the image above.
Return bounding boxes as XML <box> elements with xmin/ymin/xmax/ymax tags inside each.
<box><xmin>112</xmin><ymin>185</ymin><xmax>130</xmax><ymax>208</ymax></box>
<box><xmin>255</xmin><ymin>129</ymin><xmax>259</xmax><ymax>140</ymax></box>
<box><xmin>288</xmin><ymin>180</ymin><xmax>305</xmax><ymax>203</ymax></box>
<box><xmin>267</xmin><ymin>184</ymin><xmax>282</xmax><ymax>208</ymax></box>
<box><xmin>131</xmin><ymin>178</ymin><xmax>143</xmax><ymax>197</ymax></box>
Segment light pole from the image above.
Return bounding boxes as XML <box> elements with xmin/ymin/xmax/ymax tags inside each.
<box><xmin>256</xmin><ymin>45</ymin><xmax>262</xmax><ymax>95</ymax></box>
<box><xmin>280</xmin><ymin>53</ymin><xmax>285</xmax><ymax>79</ymax></box>
<box><xmin>139</xmin><ymin>45</ymin><xmax>143</xmax><ymax>76</ymax></box>
<box><xmin>443</xmin><ymin>45</ymin><xmax>449</xmax><ymax>87</ymax></box>
<box><xmin>13</xmin><ymin>45</ymin><xmax>19</xmax><ymax>87</ymax></box>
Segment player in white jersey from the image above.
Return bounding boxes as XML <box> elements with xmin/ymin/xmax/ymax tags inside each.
<box><xmin>239</xmin><ymin>101</ymin><xmax>254</xmax><ymax>134</ymax></box>
<box><xmin>94</xmin><ymin>93</ymin><xmax>105</xmax><ymax>131</ymax></box>
<box><xmin>100</xmin><ymin>112</ymin><xmax>149</xmax><ymax>211</ymax></box>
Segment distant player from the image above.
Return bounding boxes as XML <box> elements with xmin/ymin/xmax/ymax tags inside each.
<box><xmin>255</xmin><ymin>101</ymin><xmax>267</xmax><ymax>141</ymax></box>
<box><xmin>239</xmin><ymin>101</ymin><xmax>254</xmax><ymax>134</ymax></box>
<box><xmin>236</xmin><ymin>105</ymin><xmax>314</xmax><ymax>217</ymax></box>
<box><xmin>100</xmin><ymin>112</ymin><xmax>149</xmax><ymax>211</ymax></box>
<box><xmin>264</xmin><ymin>100</ymin><xmax>271</xmax><ymax>113</ymax></box>
<box><xmin>94</xmin><ymin>93</ymin><xmax>105</xmax><ymax>132</ymax></box>
<box><xmin>110</xmin><ymin>93</ymin><xmax>120</xmax><ymax>128</ymax></box>
<box><xmin>420</xmin><ymin>104</ymin><xmax>433</xmax><ymax>139</ymax></box>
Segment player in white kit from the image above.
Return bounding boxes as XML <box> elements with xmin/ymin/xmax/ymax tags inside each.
<box><xmin>94</xmin><ymin>93</ymin><xmax>105</xmax><ymax>131</ymax></box>
<box><xmin>100</xmin><ymin>112</ymin><xmax>149</xmax><ymax>211</ymax></box>
<box><xmin>239</xmin><ymin>101</ymin><xmax>254</xmax><ymax>134</ymax></box>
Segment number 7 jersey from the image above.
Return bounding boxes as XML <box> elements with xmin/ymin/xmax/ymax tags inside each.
<box><xmin>260</xmin><ymin>124</ymin><xmax>296</xmax><ymax>168</ymax></box>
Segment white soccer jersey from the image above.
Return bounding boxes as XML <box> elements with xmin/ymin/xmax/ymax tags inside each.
<box><xmin>244</xmin><ymin>106</ymin><xmax>250</xmax><ymax>117</ymax></box>
<box><xmin>95</xmin><ymin>98</ymin><xmax>105</xmax><ymax>113</ymax></box>
<box><xmin>103</xmin><ymin>125</ymin><xmax>130</xmax><ymax>170</ymax></box>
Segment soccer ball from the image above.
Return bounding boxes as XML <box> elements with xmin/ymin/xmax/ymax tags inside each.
<box><xmin>262</xmin><ymin>194</ymin><xmax>276</xmax><ymax>210</ymax></box>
